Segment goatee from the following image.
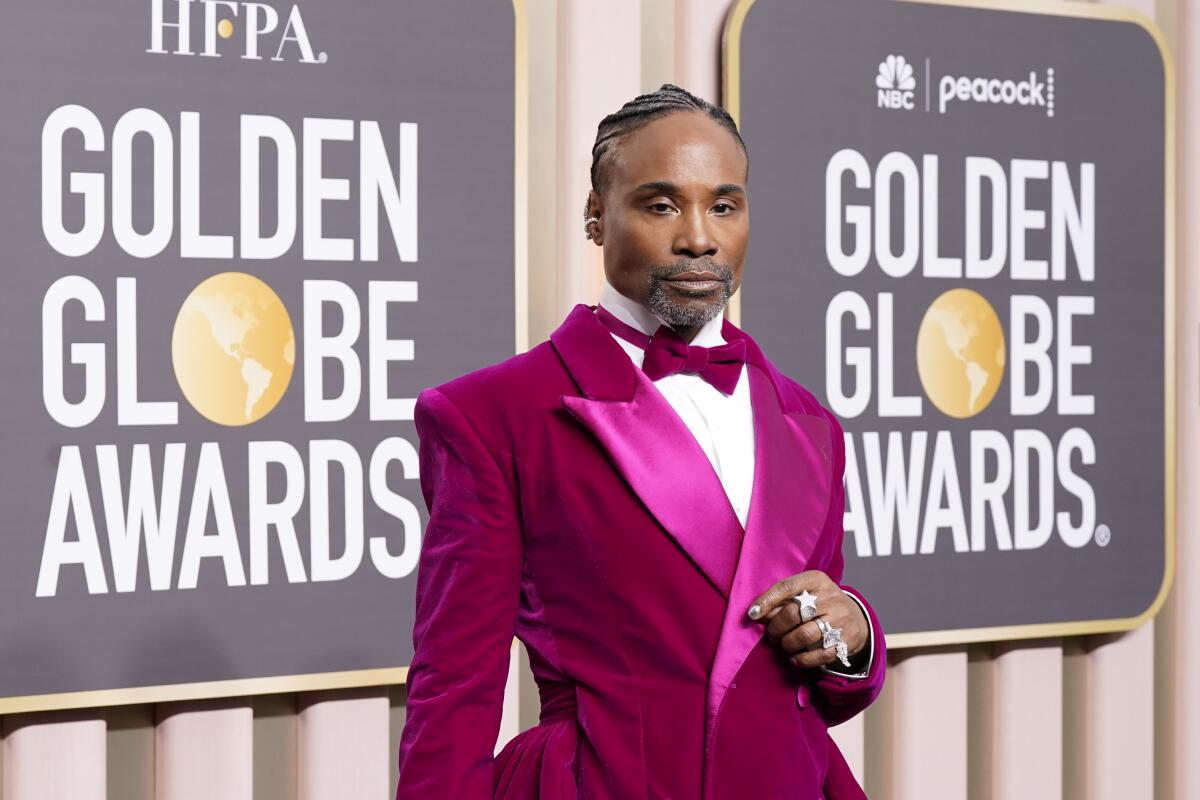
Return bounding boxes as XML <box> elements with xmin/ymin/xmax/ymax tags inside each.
<box><xmin>645</xmin><ymin>259</ymin><xmax>735</xmax><ymax>329</ymax></box>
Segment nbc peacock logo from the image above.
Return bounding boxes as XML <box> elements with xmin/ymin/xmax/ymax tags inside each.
<box><xmin>877</xmin><ymin>55</ymin><xmax>917</xmax><ymax>110</ymax></box>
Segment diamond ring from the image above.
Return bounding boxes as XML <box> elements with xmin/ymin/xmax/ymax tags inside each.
<box><xmin>834</xmin><ymin>641</ymin><xmax>851</xmax><ymax>668</ymax></box>
<box><xmin>791</xmin><ymin>590</ymin><xmax>818</xmax><ymax>622</ymax></box>
<box><xmin>815</xmin><ymin>617</ymin><xmax>844</xmax><ymax>651</ymax></box>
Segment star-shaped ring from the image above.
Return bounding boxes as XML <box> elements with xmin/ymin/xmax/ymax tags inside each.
<box><xmin>791</xmin><ymin>590</ymin><xmax>818</xmax><ymax>622</ymax></box>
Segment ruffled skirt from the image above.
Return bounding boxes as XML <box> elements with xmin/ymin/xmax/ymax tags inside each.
<box><xmin>493</xmin><ymin>716</ymin><xmax>580</xmax><ymax>799</ymax></box>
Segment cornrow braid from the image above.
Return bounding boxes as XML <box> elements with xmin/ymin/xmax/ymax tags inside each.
<box><xmin>589</xmin><ymin>83</ymin><xmax>748</xmax><ymax>195</ymax></box>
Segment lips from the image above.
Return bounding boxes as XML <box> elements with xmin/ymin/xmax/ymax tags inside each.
<box><xmin>665</xmin><ymin>272</ymin><xmax>723</xmax><ymax>292</ymax></box>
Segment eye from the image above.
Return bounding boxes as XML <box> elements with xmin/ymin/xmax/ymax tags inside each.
<box><xmin>648</xmin><ymin>202</ymin><xmax>677</xmax><ymax>214</ymax></box>
<box><xmin>712</xmin><ymin>202</ymin><xmax>735</xmax><ymax>214</ymax></box>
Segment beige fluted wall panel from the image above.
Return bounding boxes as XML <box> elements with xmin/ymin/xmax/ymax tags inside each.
<box><xmin>388</xmin><ymin>686</ymin><xmax>408</xmax><ymax>799</ymax></box>
<box><xmin>862</xmin><ymin>647</ymin><xmax>969</xmax><ymax>800</ymax></box>
<box><xmin>886</xmin><ymin>648</ymin><xmax>968</xmax><ymax>800</ymax></box>
<box><xmin>987</xmin><ymin>641</ymin><xmax>1064</xmax><ymax>800</ymax></box>
<box><xmin>298</xmin><ymin>688</ymin><xmax>389</xmax><ymax>800</ymax></box>
<box><xmin>642</xmin><ymin>0</ymin><xmax>676</xmax><ymax>92</ymax></box>
<box><xmin>526</xmin><ymin>0</ymin><xmax>562</xmax><ymax>345</ymax></box>
<box><xmin>155</xmin><ymin>701</ymin><xmax>252</xmax><ymax>800</ymax></box>
<box><xmin>1166</xmin><ymin>1</ymin><xmax>1199</xmax><ymax>798</ymax></box>
<box><xmin>555</xmin><ymin>0</ymin><xmax>642</xmax><ymax>315</ymax></box>
<box><xmin>828</xmin><ymin>717</ymin><xmax>866</xmax><ymax>786</ymax></box>
<box><xmin>1075</xmin><ymin>625</ymin><xmax>1158</xmax><ymax>799</ymax></box>
<box><xmin>498</xmin><ymin>641</ymin><xmax>522</xmax><ymax>753</ymax></box>
<box><xmin>674</xmin><ymin>0</ymin><xmax>729</xmax><ymax>103</ymax></box>
<box><xmin>1</xmin><ymin>713</ymin><xmax>104</xmax><ymax>800</ymax></box>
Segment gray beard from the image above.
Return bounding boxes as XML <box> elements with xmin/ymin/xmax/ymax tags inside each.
<box><xmin>645</xmin><ymin>260</ymin><xmax>735</xmax><ymax>329</ymax></box>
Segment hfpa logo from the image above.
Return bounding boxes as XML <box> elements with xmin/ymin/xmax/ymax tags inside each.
<box><xmin>147</xmin><ymin>0</ymin><xmax>327</xmax><ymax>64</ymax></box>
<box><xmin>876</xmin><ymin>55</ymin><xmax>916</xmax><ymax>110</ymax></box>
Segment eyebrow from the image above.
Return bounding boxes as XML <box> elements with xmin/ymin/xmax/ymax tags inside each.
<box><xmin>632</xmin><ymin>181</ymin><xmax>746</xmax><ymax>197</ymax></box>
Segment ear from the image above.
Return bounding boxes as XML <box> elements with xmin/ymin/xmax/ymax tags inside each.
<box><xmin>585</xmin><ymin>190</ymin><xmax>604</xmax><ymax>246</ymax></box>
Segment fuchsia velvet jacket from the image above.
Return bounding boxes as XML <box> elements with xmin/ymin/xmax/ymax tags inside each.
<box><xmin>395</xmin><ymin>304</ymin><xmax>887</xmax><ymax>800</ymax></box>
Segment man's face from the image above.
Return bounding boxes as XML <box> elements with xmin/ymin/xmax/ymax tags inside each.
<box><xmin>588</xmin><ymin>111</ymin><xmax>749</xmax><ymax>330</ymax></box>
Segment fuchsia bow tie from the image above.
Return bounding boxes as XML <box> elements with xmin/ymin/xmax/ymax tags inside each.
<box><xmin>595</xmin><ymin>305</ymin><xmax>747</xmax><ymax>395</ymax></box>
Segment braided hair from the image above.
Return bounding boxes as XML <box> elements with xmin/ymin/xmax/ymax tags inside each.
<box><xmin>589</xmin><ymin>83</ymin><xmax>748</xmax><ymax>196</ymax></box>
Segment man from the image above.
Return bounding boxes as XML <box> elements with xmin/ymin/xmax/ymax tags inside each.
<box><xmin>395</xmin><ymin>84</ymin><xmax>886</xmax><ymax>800</ymax></box>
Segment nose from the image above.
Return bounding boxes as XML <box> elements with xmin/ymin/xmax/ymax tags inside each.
<box><xmin>672</xmin><ymin>206</ymin><xmax>718</xmax><ymax>259</ymax></box>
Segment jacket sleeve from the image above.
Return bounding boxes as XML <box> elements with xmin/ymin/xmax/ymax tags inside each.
<box><xmin>395</xmin><ymin>387</ymin><xmax>523</xmax><ymax>799</ymax></box>
<box><xmin>809</xmin><ymin>406</ymin><xmax>887</xmax><ymax>728</ymax></box>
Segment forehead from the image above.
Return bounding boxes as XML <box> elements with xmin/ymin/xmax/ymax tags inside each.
<box><xmin>609</xmin><ymin>111</ymin><xmax>746</xmax><ymax>192</ymax></box>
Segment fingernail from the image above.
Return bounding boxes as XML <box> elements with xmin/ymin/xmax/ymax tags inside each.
<box><xmin>747</xmin><ymin>604</ymin><xmax>761</xmax><ymax>619</ymax></box>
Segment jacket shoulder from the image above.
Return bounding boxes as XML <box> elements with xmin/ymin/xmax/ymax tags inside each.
<box><xmin>754</xmin><ymin>351</ymin><xmax>835</xmax><ymax>418</ymax></box>
<box><xmin>425</xmin><ymin>340</ymin><xmax>559</xmax><ymax>402</ymax></box>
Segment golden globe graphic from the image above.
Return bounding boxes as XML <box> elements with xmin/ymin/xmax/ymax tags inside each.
<box><xmin>171</xmin><ymin>272</ymin><xmax>296</xmax><ymax>426</ymax></box>
<box><xmin>915</xmin><ymin>288</ymin><xmax>1006</xmax><ymax>419</ymax></box>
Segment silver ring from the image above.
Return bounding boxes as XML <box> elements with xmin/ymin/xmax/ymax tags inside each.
<box><xmin>815</xmin><ymin>618</ymin><xmax>844</xmax><ymax>651</ymax></box>
<box><xmin>835</xmin><ymin>641</ymin><xmax>851</xmax><ymax>668</ymax></box>
<box><xmin>791</xmin><ymin>590</ymin><xmax>818</xmax><ymax>622</ymax></box>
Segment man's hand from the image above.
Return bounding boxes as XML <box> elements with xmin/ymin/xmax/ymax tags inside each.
<box><xmin>745</xmin><ymin>570</ymin><xmax>869</xmax><ymax>669</ymax></box>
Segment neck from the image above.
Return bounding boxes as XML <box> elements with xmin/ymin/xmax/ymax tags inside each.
<box><xmin>670</xmin><ymin>323</ymin><xmax>704</xmax><ymax>344</ymax></box>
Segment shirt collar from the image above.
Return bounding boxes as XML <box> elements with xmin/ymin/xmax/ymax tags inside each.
<box><xmin>598</xmin><ymin>278</ymin><xmax>727</xmax><ymax>347</ymax></box>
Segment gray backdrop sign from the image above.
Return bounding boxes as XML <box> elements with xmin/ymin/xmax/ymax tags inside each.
<box><xmin>730</xmin><ymin>0</ymin><xmax>1172</xmax><ymax>644</ymax></box>
<box><xmin>0</xmin><ymin>0</ymin><xmax>516</xmax><ymax>709</ymax></box>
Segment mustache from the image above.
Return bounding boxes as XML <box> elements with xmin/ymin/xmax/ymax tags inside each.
<box><xmin>647</xmin><ymin>259</ymin><xmax>734</xmax><ymax>283</ymax></box>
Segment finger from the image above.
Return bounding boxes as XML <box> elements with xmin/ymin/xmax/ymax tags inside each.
<box><xmin>805</xmin><ymin>594</ymin><xmax>865</xmax><ymax>653</ymax></box>
<box><xmin>747</xmin><ymin>570</ymin><xmax>826</xmax><ymax>620</ymax></box>
<box><xmin>764</xmin><ymin>601</ymin><xmax>803</xmax><ymax>644</ymax></box>
<box><xmin>780</xmin><ymin>620</ymin><xmax>823</xmax><ymax>655</ymax></box>
<box><xmin>790</xmin><ymin>646</ymin><xmax>836</xmax><ymax>670</ymax></box>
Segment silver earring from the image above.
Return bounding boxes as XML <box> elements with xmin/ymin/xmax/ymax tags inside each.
<box><xmin>583</xmin><ymin>216</ymin><xmax>600</xmax><ymax>240</ymax></box>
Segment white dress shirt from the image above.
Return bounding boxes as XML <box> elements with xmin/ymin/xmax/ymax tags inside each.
<box><xmin>596</xmin><ymin>280</ymin><xmax>874</xmax><ymax>679</ymax></box>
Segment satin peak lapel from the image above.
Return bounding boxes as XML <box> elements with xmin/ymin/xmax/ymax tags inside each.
<box><xmin>552</xmin><ymin>305</ymin><xmax>743</xmax><ymax>599</ymax></box>
<box><xmin>702</xmin><ymin>362</ymin><xmax>834</xmax><ymax>780</ymax></box>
